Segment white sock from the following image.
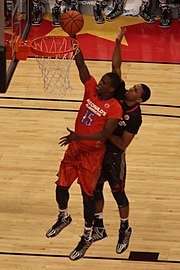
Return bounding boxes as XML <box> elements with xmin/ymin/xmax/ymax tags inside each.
<box><xmin>94</xmin><ymin>212</ymin><xmax>103</xmax><ymax>219</ymax></box>
<box><xmin>83</xmin><ymin>227</ymin><xmax>93</xmax><ymax>240</ymax></box>
<box><xmin>59</xmin><ymin>208</ymin><xmax>68</xmax><ymax>218</ymax></box>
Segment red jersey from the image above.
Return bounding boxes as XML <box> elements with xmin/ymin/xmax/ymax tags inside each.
<box><xmin>75</xmin><ymin>76</ymin><xmax>123</xmax><ymax>148</ymax></box>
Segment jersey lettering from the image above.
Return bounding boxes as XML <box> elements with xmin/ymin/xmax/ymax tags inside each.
<box><xmin>118</xmin><ymin>118</ymin><xmax>127</xmax><ymax>127</ymax></box>
<box><xmin>86</xmin><ymin>99</ymin><xmax>107</xmax><ymax>117</ymax></box>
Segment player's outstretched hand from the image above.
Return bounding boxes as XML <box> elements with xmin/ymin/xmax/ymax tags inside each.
<box><xmin>59</xmin><ymin>127</ymin><xmax>78</xmax><ymax>146</ymax></box>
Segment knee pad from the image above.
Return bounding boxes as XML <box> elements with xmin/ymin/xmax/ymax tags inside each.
<box><xmin>94</xmin><ymin>183</ymin><xmax>104</xmax><ymax>201</ymax></box>
<box><xmin>56</xmin><ymin>185</ymin><xmax>69</xmax><ymax>208</ymax></box>
<box><xmin>82</xmin><ymin>191</ymin><xmax>95</xmax><ymax>227</ymax></box>
<box><xmin>112</xmin><ymin>190</ymin><xmax>129</xmax><ymax>208</ymax></box>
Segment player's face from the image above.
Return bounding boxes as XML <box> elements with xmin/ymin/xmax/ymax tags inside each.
<box><xmin>125</xmin><ymin>84</ymin><xmax>143</xmax><ymax>102</ymax></box>
<box><xmin>96</xmin><ymin>75</ymin><xmax>113</xmax><ymax>95</ymax></box>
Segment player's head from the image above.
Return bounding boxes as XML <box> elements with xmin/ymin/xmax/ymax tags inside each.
<box><xmin>96</xmin><ymin>72</ymin><xmax>121</xmax><ymax>97</ymax></box>
<box><xmin>125</xmin><ymin>83</ymin><xmax>151</xmax><ymax>103</ymax></box>
<box><xmin>141</xmin><ymin>84</ymin><xmax>151</xmax><ymax>102</ymax></box>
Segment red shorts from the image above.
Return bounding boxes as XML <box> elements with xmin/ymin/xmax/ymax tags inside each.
<box><xmin>56</xmin><ymin>141</ymin><xmax>106</xmax><ymax>196</ymax></box>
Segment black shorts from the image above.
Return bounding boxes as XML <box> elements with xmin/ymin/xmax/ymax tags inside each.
<box><xmin>98</xmin><ymin>149</ymin><xmax>126</xmax><ymax>192</ymax></box>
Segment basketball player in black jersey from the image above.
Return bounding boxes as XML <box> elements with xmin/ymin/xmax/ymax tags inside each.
<box><xmin>92</xmin><ymin>27</ymin><xmax>151</xmax><ymax>254</ymax></box>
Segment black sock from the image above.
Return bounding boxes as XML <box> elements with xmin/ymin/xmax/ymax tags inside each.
<box><xmin>94</xmin><ymin>213</ymin><xmax>104</xmax><ymax>227</ymax></box>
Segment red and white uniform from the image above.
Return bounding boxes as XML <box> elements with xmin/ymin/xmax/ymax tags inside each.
<box><xmin>56</xmin><ymin>76</ymin><xmax>123</xmax><ymax>196</ymax></box>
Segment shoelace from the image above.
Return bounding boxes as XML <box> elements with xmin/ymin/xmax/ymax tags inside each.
<box><xmin>118</xmin><ymin>230</ymin><xmax>130</xmax><ymax>244</ymax></box>
<box><xmin>75</xmin><ymin>236</ymin><xmax>91</xmax><ymax>251</ymax></box>
<box><xmin>92</xmin><ymin>228</ymin><xmax>103</xmax><ymax>240</ymax></box>
<box><xmin>52</xmin><ymin>215</ymin><xmax>67</xmax><ymax>228</ymax></box>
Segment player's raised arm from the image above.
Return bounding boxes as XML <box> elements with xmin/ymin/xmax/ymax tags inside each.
<box><xmin>71</xmin><ymin>34</ymin><xmax>91</xmax><ymax>84</ymax></box>
<box><xmin>112</xmin><ymin>27</ymin><xmax>126</xmax><ymax>81</ymax></box>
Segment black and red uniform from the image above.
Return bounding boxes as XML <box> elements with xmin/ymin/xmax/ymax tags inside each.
<box><xmin>97</xmin><ymin>85</ymin><xmax>142</xmax><ymax>193</ymax></box>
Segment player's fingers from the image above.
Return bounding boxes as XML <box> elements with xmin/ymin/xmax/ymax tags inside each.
<box><xmin>59</xmin><ymin>141</ymin><xmax>66</xmax><ymax>146</ymax></box>
<box><xmin>59</xmin><ymin>135</ymin><xmax>67</xmax><ymax>140</ymax></box>
<box><xmin>67</xmin><ymin>127</ymin><xmax>72</xmax><ymax>133</ymax></box>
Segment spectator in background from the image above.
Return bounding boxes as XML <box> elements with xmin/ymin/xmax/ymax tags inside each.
<box><xmin>139</xmin><ymin>0</ymin><xmax>172</xmax><ymax>28</ymax></box>
<box><xmin>32</xmin><ymin>0</ymin><xmax>79</xmax><ymax>26</ymax></box>
<box><xmin>93</xmin><ymin>0</ymin><xmax>126</xmax><ymax>24</ymax></box>
<box><xmin>4</xmin><ymin>0</ymin><xmax>13</xmax><ymax>28</ymax></box>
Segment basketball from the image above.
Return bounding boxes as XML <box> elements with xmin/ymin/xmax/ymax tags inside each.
<box><xmin>61</xmin><ymin>10</ymin><xmax>84</xmax><ymax>35</ymax></box>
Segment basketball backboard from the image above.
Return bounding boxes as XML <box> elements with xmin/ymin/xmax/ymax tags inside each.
<box><xmin>0</xmin><ymin>0</ymin><xmax>31</xmax><ymax>93</ymax></box>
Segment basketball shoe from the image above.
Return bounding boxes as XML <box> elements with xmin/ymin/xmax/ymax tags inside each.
<box><xmin>5</xmin><ymin>12</ymin><xmax>12</xmax><ymax>28</ymax></box>
<box><xmin>46</xmin><ymin>214</ymin><xmax>72</xmax><ymax>238</ymax></box>
<box><xmin>70</xmin><ymin>0</ymin><xmax>80</xmax><ymax>12</ymax></box>
<box><xmin>69</xmin><ymin>235</ymin><xmax>92</xmax><ymax>261</ymax></box>
<box><xmin>159</xmin><ymin>8</ymin><xmax>171</xmax><ymax>28</ymax></box>
<box><xmin>4</xmin><ymin>1</ymin><xmax>12</xmax><ymax>28</ymax></box>
<box><xmin>139</xmin><ymin>2</ymin><xmax>155</xmax><ymax>24</ymax></box>
<box><xmin>106</xmin><ymin>2</ymin><xmax>123</xmax><ymax>22</ymax></box>
<box><xmin>116</xmin><ymin>227</ymin><xmax>132</xmax><ymax>254</ymax></box>
<box><xmin>52</xmin><ymin>6</ymin><xmax>61</xmax><ymax>26</ymax></box>
<box><xmin>92</xmin><ymin>226</ymin><xmax>108</xmax><ymax>242</ymax></box>
<box><xmin>32</xmin><ymin>3</ymin><xmax>42</xmax><ymax>25</ymax></box>
<box><xmin>93</xmin><ymin>3</ymin><xmax>105</xmax><ymax>24</ymax></box>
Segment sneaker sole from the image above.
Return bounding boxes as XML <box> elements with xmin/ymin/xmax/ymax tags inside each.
<box><xmin>52</xmin><ymin>24</ymin><xmax>61</xmax><ymax>27</ymax></box>
<box><xmin>95</xmin><ymin>21</ymin><xmax>105</xmax><ymax>24</ymax></box>
<box><xmin>92</xmin><ymin>235</ymin><xmax>108</xmax><ymax>243</ymax></box>
<box><xmin>145</xmin><ymin>20</ymin><xmax>156</xmax><ymax>24</ymax></box>
<box><xmin>32</xmin><ymin>23</ymin><xmax>42</xmax><ymax>26</ymax></box>
<box><xmin>106</xmin><ymin>16</ymin><xmax>121</xmax><ymax>22</ymax></box>
<box><xmin>69</xmin><ymin>240</ymin><xmax>92</xmax><ymax>261</ymax></box>
<box><xmin>116</xmin><ymin>227</ymin><xmax>132</xmax><ymax>254</ymax></box>
<box><xmin>159</xmin><ymin>25</ymin><xmax>171</xmax><ymax>28</ymax></box>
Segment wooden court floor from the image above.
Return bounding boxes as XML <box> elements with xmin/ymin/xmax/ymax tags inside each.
<box><xmin>0</xmin><ymin>42</ymin><xmax>180</xmax><ymax>269</ymax></box>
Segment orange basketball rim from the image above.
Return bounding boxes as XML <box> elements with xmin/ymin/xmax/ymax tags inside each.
<box><xmin>5</xmin><ymin>35</ymin><xmax>79</xmax><ymax>60</ymax></box>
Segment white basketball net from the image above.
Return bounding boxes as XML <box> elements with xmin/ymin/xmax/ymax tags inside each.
<box><xmin>31</xmin><ymin>36</ymin><xmax>79</xmax><ymax>98</ymax></box>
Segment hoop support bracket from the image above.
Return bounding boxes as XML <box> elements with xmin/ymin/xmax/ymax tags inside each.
<box><xmin>5</xmin><ymin>36</ymin><xmax>31</xmax><ymax>61</ymax></box>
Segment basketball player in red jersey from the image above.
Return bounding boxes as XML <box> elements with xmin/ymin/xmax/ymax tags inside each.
<box><xmin>92</xmin><ymin>27</ymin><xmax>151</xmax><ymax>254</ymax></box>
<box><xmin>46</xmin><ymin>34</ymin><xmax>123</xmax><ymax>260</ymax></box>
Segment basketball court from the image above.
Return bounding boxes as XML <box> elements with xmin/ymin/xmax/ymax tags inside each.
<box><xmin>0</xmin><ymin>1</ymin><xmax>180</xmax><ymax>270</ymax></box>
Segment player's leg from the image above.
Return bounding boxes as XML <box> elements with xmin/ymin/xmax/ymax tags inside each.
<box><xmin>112</xmin><ymin>190</ymin><xmax>132</xmax><ymax>254</ymax></box>
<box><xmin>105</xmin><ymin>150</ymin><xmax>132</xmax><ymax>253</ymax></box>
<box><xmin>32</xmin><ymin>0</ymin><xmax>42</xmax><ymax>25</ymax></box>
<box><xmin>69</xmin><ymin>148</ymin><xmax>105</xmax><ymax>260</ymax></box>
<box><xmin>159</xmin><ymin>0</ymin><xmax>172</xmax><ymax>28</ymax></box>
<box><xmin>92</xmin><ymin>182</ymin><xmax>108</xmax><ymax>241</ymax></box>
<box><xmin>46</xmin><ymin>143</ymin><xmax>78</xmax><ymax>238</ymax></box>
<box><xmin>46</xmin><ymin>185</ymin><xmax>72</xmax><ymax>238</ymax></box>
<box><xmin>52</xmin><ymin>0</ymin><xmax>62</xmax><ymax>26</ymax></box>
<box><xmin>69</xmin><ymin>191</ymin><xmax>94</xmax><ymax>261</ymax></box>
<box><xmin>106</xmin><ymin>0</ymin><xmax>126</xmax><ymax>22</ymax></box>
<box><xmin>108</xmin><ymin>151</ymin><xmax>132</xmax><ymax>254</ymax></box>
<box><xmin>92</xmin><ymin>149</ymin><xmax>124</xmax><ymax>243</ymax></box>
<box><xmin>139</xmin><ymin>0</ymin><xmax>155</xmax><ymax>23</ymax></box>
<box><xmin>93</xmin><ymin>0</ymin><xmax>105</xmax><ymax>24</ymax></box>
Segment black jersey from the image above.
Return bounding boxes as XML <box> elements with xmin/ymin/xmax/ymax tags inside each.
<box><xmin>106</xmin><ymin>99</ymin><xmax>142</xmax><ymax>152</ymax></box>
